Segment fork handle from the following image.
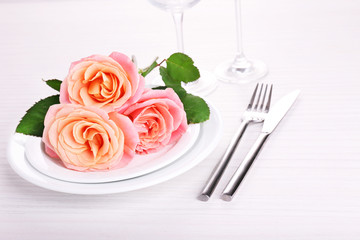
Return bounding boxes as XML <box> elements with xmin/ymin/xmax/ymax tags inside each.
<box><xmin>198</xmin><ymin>120</ymin><xmax>250</xmax><ymax>201</ymax></box>
<box><xmin>221</xmin><ymin>132</ymin><xmax>269</xmax><ymax>201</ymax></box>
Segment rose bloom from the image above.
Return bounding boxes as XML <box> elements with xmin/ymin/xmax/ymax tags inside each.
<box><xmin>42</xmin><ymin>104</ymin><xmax>139</xmax><ymax>172</ymax></box>
<box><xmin>121</xmin><ymin>88</ymin><xmax>188</xmax><ymax>154</ymax></box>
<box><xmin>60</xmin><ymin>52</ymin><xmax>145</xmax><ymax>112</ymax></box>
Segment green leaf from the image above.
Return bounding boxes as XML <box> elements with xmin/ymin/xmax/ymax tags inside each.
<box><xmin>139</xmin><ymin>58</ymin><xmax>159</xmax><ymax>77</ymax></box>
<box><xmin>16</xmin><ymin>95</ymin><xmax>60</xmax><ymax>137</ymax></box>
<box><xmin>153</xmin><ymin>53</ymin><xmax>209</xmax><ymax>124</ymax></box>
<box><xmin>166</xmin><ymin>53</ymin><xmax>200</xmax><ymax>83</ymax></box>
<box><xmin>44</xmin><ymin>79</ymin><xmax>62</xmax><ymax>91</ymax></box>
<box><xmin>152</xmin><ymin>86</ymin><xmax>167</xmax><ymax>90</ymax></box>
<box><xmin>154</xmin><ymin>85</ymin><xmax>209</xmax><ymax>124</ymax></box>
<box><xmin>159</xmin><ymin>66</ymin><xmax>181</xmax><ymax>86</ymax></box>
<box><xmin>168</xmin><ymin>85</ymin><xmax>188</xmax><ymax>99</ymax></box>
<box><xmin>181</xmin><ymin>93</ymin><xmax>210</xmax><ymax>124</ymax></box>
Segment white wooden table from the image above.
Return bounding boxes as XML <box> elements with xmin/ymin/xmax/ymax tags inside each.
<box><xmin>1</xmin><ymin>0</ymin><xmax>360</xmax><ymax>239</ymax></box>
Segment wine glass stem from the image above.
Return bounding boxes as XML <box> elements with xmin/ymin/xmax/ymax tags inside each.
<box><xmin>234</xmin><ymin>0</ymin><xmax>245</xmax><ymax>60</ymax></box>
<box><xmin>171</xmin><ymin>11</ymin><xmax>185</xmax><ymax>53</ymax></box>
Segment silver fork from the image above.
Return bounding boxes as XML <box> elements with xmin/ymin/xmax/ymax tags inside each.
<box><xmin>198</xmin><ymin>83</ymin><xmax>273</xmax><ymax>201</ymax></box>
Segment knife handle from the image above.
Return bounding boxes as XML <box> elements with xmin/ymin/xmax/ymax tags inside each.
<box><xmin>198</xmin><ymin>120</ymin><xmax>250</xmax><ymax>201</ymax></box>
<box><xmin>221</xmin><ymin>132</ymin><xmax>269</xmax><ymax>201</ymax></box>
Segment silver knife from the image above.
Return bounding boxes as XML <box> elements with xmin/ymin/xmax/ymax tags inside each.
<box><xmin>221</xmin><ymin>89</ymin><xmax>301</xmax><ymax>201</ymax></box>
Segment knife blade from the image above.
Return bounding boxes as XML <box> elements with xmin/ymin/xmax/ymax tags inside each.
<box><xmin>221</xmin><ymin>89</ymin><xmax>300</xmax><ymax>201</ymax></box>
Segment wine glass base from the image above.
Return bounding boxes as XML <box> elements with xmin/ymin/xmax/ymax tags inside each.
<box><xmin>215</xmin><ymin>59</ymin><xmax>268</xmax><ymax>84</ymax></box>
<box><xmin>183</xmin><ymin>70</ymin><xmax>218</xmax><ymax>97</ymax></box>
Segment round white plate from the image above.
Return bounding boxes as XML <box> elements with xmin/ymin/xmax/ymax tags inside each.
<box><xmin>25</xmin><ymin>124</ymin><xmax>200</xmax><ymax>183</ymax></box>
<box><xmin>7</xmin><ymin>102</ymin><xmax>222</xmax><ymax>194</ymax></box>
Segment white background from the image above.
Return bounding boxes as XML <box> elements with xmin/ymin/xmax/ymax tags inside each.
<box><xmin>1</xmin><ymin>0</ymin><xmax>360</xmax><ymax>239</ymax></box>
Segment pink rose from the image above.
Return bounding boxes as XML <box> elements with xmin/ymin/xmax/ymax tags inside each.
<box><xmin>60</xmin><ymin>52</ymin><xmax>145</xmax><ymax>112</ymax></box>
<box><xmin>121</xmin><ymin>88</ymin><xmax>188</xmax><ymax>154</ymax></box>
<box><xmin>42</xmin><ymin>104</ymin><xmax>139</xmax><ymax>172</ymax></box>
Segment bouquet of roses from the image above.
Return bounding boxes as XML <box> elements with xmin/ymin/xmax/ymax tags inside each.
<box><xmin>16</xmin><ymin>52</ymin><xmax>210</xmax><ymax>172</ymax></box>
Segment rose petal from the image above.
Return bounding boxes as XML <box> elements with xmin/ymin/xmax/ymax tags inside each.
<box><xmin>119</xmin><ymin>88</ymin><xmax>188</xmax><ymax>154</ymax></box>
<box><xmin>42</xmin><ymin>104</ymin><xmax>138</xmax><ymax>172</ymax></box>
<box><xmin>60</xmin><ymin>53</ymin><xmax>144</xmax><ymax>112</ymax></box>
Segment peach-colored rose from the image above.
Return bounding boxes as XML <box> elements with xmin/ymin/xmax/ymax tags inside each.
<box><xmin>60</xmin><ymin>52</ymin><xmax>145</xmax><ymax>112</ymax></box>
<box><xmin>42</xmin><ymin>104</ymin><xmax>139</xmax><ymax>172</ymax></box>
<box><xmin>121</xmin><ymin>88</ymin><xmax>188</xmax><ymax>154</ymax></box>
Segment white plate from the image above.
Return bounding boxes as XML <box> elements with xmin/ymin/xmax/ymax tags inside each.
<box><xmin>7</xmin><ymin>102</ymin><xmax>222</xmax><ymax>194</ymax></box>
<box><xmin>25</xmin><ymin>124</ymin><xmax>200</xmax><ymax>183</ymax></box>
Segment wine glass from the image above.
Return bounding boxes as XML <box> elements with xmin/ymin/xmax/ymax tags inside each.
<box><xmin>215</xmin><ymin>0</ymin><xmax>268</xmax><ymax>83</ymax></box>
<box><xmin>148</xmin><ymin>0</ymin><xmax>217</xmax><ymax>96</ymax></box>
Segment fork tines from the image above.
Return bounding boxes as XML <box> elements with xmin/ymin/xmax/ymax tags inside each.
<box><xmin>248</xmin><ymin>83</ymin><xmax>273</xmax><ymax>113</ymax></box>
<box><xmin>198</xmin><ymin>82</ymin><xmax>273</xmax><ymax>201</ymax></box>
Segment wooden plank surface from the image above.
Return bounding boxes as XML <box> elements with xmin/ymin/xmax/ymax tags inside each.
<box><xmin>1</xmin><ymin>0</ymin><xmax>360</xmax><ymax>239</ymax></box>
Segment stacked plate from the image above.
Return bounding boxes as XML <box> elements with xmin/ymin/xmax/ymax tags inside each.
<box><xmin>7</xmin><ymin>103</ymin><xmax>222</xmax><ymax>194</ymax></box>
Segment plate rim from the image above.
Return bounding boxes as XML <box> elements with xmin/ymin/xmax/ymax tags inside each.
<box><xmin>24</xmin><ymin>124</ymin><xmax>201</xmax><ymax>184</ymax></box>
<box><xmin>7</xmin><ymin>101</ymin><xmax>223</xmax><ymax>194</ymax></box>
